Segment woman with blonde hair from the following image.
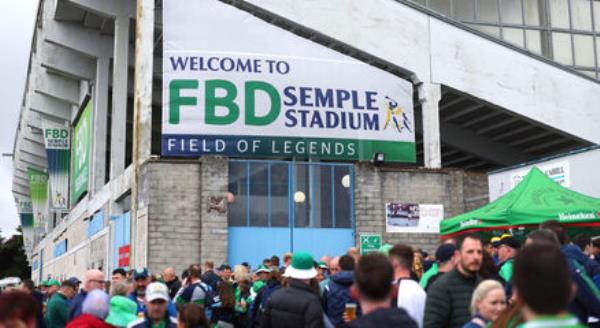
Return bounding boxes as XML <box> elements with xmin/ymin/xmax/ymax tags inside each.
<box><xmin>463</xmin><ymin>280</ymin><xmax>507</xmax><ymax>328</ymax></box>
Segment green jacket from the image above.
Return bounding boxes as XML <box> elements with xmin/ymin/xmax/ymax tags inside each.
<box><xmin>420</xmin><ymin>262</ymin><xmax>439</xmax><ymax>289</ymax></box>
<box><xmin>45</xmin><ymin>292</ymin><xmax>69</xmax><ymax>328</ymax></box>
<box><xmin>517</xmin><ymin>314</ymin><xmax>586</xmax><ymax>328</ymax></box>
<box><xmin>499</xmin><ymin>258</ymin><xmax>514</xmax><ymax>282</ymax></box>
<box><xmin>423</xmin><ymin>268</ymin><xmax>479</xmax><ymax>328</ymax></box>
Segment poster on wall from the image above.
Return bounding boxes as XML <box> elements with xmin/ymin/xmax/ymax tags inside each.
<box><xmin>42</xmin><ymin>120</ymin><xmax>70</xmax><ymax>210</ymax></box>
<box><xmin>162</xmin><ymin>0</ymin><xmax>415</xmax><ymax>162</ymax></box>
<box><xmin>27</xmin><ymin>168</ymin><xmax>49</xmax><ymax>232</ymax></box>
<box><xmin>385</xmin><ymin>203</ymin><xmax>444</xmax><ymax>233</ymax></box>
<box><xmin>71</xmin><ymin>100</ymin><xmax>92</xmax><ymax>205</ymax></box>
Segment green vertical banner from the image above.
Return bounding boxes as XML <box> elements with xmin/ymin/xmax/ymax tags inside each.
<box><xmin>42</xmin><ymin>120</ymin><xmax>70</xmax><ymax>210</ymax></box>
<box><xmin>71</xmin><ymin>100</ymin><xmax>92</xmax><ymax>205</ymax></box>
<box><xmin>27</xmin><ymin>168</ymin><xmax>49</xmax><ymax>231</ymax></box>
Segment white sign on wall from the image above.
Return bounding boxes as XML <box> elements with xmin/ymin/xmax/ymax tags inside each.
<box><xmin>510</xmin><ymin>161</ymin><xmax>570</xmax><ymax>188</ymax></box>
<box><xmin>385</xmin><ymin>203</ymin><xmax>444</xmax><ymax>233</ymax></box>
<box><xmin>162</xmin><ymin>0</ymin><xmax>415</xmax><ymax>162</ymax></box>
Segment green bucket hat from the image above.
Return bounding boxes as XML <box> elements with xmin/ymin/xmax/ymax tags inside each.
<box><xmin>104</xmin><ymin>295</ymin><xmax>138</xmax><ymax>327</ymax></box>
<box><xmin>378</xmin><ymin>243</ymin><xmax>394</xmax><ymax>256</ymax></box>
<box><xmin>39</xmin><ymin>280</ymin><xmax>48</xmax><ymax>287</ymax></box>
<box><xmin>284</xmin><ymin>252</ymin><xmax>317</xmax><ymax>280</ymax></box>
<box><xmin>47</xmin><ymin>279</ymin><xmax>61</xmax><ymax>288</ymax></box>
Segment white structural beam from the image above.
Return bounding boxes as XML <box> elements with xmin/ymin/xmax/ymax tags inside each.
<box><xmin>20</xmin><ymin>139</ymin><xmax>46</xmax><ymax>156</ymax></box>
<box><xmin>34</xmin><ymin>71</ymin><xmax>80</xmax><ymax>105</ymax></box>
<box><xmin>419</xmin><ymin>83</ymin><xmax>442</xmax><ymax>168</ymax></box>
<box><xmin>30</xmin><ymin>93</ymin><xmax>73</xmax><ymax>121</ymax></box>
<box><xmin>91</xmin><ymin>57</ymin><xmax>109</xmax><ymax>192</ymax></box>
<box><xmin>40</xmin><ymin>42</ymin><xmax>95</xmax><ymax>81</ymax></box>
<box><xmin>64</xmin><ymin>0</ymin><xmax>135</xmax><ymax>19</ymax></box>
<box><xmin>13</xmin><ymin>184</ymin><xmax>30</xmax><ymax>197</ymax></box>
<box><xmin>17</xmin><ymin>152</ymin><xmax>47</xmax><ymax>169</ymax></box>
<box><xmin>110</xmin><ymin>14</ymin><xmax>130</xmax><ymax>179</ymax></box>
<box><xmin>43</xmin><ymin>0</ymin><xmax>113</xmax><ymax>59</ymax></box>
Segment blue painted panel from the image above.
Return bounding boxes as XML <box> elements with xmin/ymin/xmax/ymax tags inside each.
<box><xmin>292</xmin><ymin>228</ymin><xmax>354</xmax><ymax>260</ymax></box>
<box><xmin>228</xmin><ymin>227</ymin><xmax>291</xmax><ymax>269</ymax></box>
<box><xmin>88</xmin><ymin>210</ymin><xmax>104</xmax><ymax>238</ymax></box>
<box><xmin>53</xmin><ymin>240</ymin><xmax>68</xmax><ymax>258</ymax></box>
<box><xmin>112</xmin><ymin>212</ymin><xmax>131</xmax><ymax>270</ymax></box>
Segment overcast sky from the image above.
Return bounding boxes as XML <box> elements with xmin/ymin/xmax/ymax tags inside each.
<box><xmin>0</xmin><ymin>0</ymin><xmax>38</xmax><ymax>238</ymax></box>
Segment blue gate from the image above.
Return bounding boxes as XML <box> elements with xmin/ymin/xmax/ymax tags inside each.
<box><xmin>227</xmin><ymin>160</ymin><xmax>355</xmax><ymax>268</ymax></box>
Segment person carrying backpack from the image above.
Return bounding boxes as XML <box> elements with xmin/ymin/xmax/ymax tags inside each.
<box><xmin>175</xmin><ymin>266</ymin><xmax>215</xmax><ymax>321</ymax></box>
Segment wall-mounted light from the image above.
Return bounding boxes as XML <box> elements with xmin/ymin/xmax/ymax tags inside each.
<box><xmin>341</xmin><ymin>175</ymin><xmax>350</xmax><ymax>188</ymax></box>
<box><xmin>294</xmin><ymin>191</ymin><xmax>306</xmax><ymax>203</ymax></box>
<box><xmin>226</xmin><ymin>192</ymin><xmax>235</xmax><ymax>203</ymax></box>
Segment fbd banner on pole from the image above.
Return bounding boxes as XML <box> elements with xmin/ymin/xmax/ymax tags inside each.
<box><xmin>16</xmin><ymin>195</ymin><xmax>34</xmax><ymax>252</ymax></box>
<box><xmin>27</xmin><ymin>168</ymin><xmax>49</xmax><ymax>232</ymax></box>
<box><xmin>162</xmin><ymin>0</ymin><xmax>415</xmax><ymax>162</ymax></box>
<box><xmin>42</xmin><ymin>120</ymin><xmax>70</xmax><ymax>210</ymax></box>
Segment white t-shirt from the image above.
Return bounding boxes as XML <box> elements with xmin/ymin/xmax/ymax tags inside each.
<box><xmin>397</xmin><ymin>279</ymin><xmax>427</xmax><ymax>328</ymax></box>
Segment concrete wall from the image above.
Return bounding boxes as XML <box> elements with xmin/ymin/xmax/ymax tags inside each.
<box><xmin>354</xmin><ymin>164</ymin><xmax>488</xmax><ymax>253</ymax></box>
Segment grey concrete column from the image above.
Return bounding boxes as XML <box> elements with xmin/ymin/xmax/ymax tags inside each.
<box><xmin>110</xmin><ymin>14</ymin><xmax>130</xmax><ymax>179</ymax></box>
<box><xmin>419</xmin><ymin>83</ymin><xmax>442</xmax><ymax>169</ymax></box>
<box><xmin>91</xmin><ymin>57</ymin><xmax>109</xmax><ymax>192</ymax></box>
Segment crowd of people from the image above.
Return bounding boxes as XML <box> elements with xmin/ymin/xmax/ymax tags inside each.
<box><xmin>1</xmin><ymin>219</ymin><xmax>600</xmax><ymax>328</ymax></box>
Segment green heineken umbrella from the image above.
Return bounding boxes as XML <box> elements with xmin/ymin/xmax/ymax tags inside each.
<box><xmin>440</xmin><ymin>167</ymin><xmax>600</xmax><ymax>238</ymax></box>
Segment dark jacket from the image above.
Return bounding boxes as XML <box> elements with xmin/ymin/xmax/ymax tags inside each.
<box><xmin>248</xmin><ymin>280</ymin><xmax>281</xmax><ymax>328</ymax></box>
<box><xmin>201</xmin><ymin>270</ymin><xmax>221</xmax><ymax>291</ymax></box>
<box><xmin>424</xmin><ymin>268</ymin><xmax>480</xmax><ymax>328</ymax></box>
<box><xmin>165</xmin><ymin>277</ymin><xmax>182</xmax><ymax>300</ymax></box>
<box><xmin>69</xmin><ymin>290</ymin><xmax>87</xmax><ymax>321</ymax></box>
<box><xmin>65</xmin><ymin>314</ymin><xmax>114</xmax><ymax>328</ymax></box>
<box><xmin>322</xmin><ymin>271</ymin><xmax>356</xmax><ymax>327</ymax></box>
<box><xmin>32</xmin><ymin>290</ymin><xmax>46</xmax><ymax>328</ymax></box>
<box><xmin>128</xmin><ymin>312</ymin><xmax>177</xmax><ymax>328</ymax></box>
<box><xmin>347</xmin><ymin>308</ymin><xmax>417</xmax><ymax>328</ymax></box>
<box><xmin>260</xmin><ymin>279</ymin><xmax>324</xmax><ymax>328</ymax></box>
<box><xmin>562</xmin><ymin>244</ymin><xmax>600</xmax><ymax>324</ymax></box>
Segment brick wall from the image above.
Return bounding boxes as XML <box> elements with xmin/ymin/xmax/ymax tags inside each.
<box><xmin>354</xmin><ymin>164</ymin><xmax>488</xmax><ymax>254</ymax></box>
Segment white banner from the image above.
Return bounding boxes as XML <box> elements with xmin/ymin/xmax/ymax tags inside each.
<box><xmin>162</xmin><ymin>0</ymin><xmax>415</xmax><ymax>162</ymax></box>
<box><xmin>386</xmin><ymin>203</ymin><xmax>444</xmax><ymax>233</ymax></box>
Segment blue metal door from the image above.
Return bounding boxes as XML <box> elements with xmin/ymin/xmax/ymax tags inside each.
<box><xmin>227</xmin><ymin>160</ymin><xmax>355</xmax><ymax>269</ymax></box>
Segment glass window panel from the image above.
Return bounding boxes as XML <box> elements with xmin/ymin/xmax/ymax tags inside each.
<box><xmin>228</xmin><ymin>162</ymin><xmax>247</xmax><ymax>226</ymax></box>
<box><xmin>454</xmin><ymin>0</ymin><xmax>476</xmax><ymax>20</ymax></box>
<box><xmin>477</xmin><ymin>0</ymin><xmax>499</xmax><ymax>22</ymax></box>
<box><xmin>552</xmin><ymin>32</ymin><xmax>574</xmax><ymax>65</ymax></box>
<box><xmin>549</xmin><ymin>0</ymin><xmax>570</xmax><ymax>28</ymax></box>
<box><xmin>524</xmin><ymin>0</ymin><xmax>540</xmax><ymax>26</ymax></box>
<box><xmin>470</xmin><ymin>24</ymin><xmax>501</xmax><ymax>37</ymax></box>
<box><xmin>294</xmin><ymin>164</ymin><xmax>310</xmax><ymax>228</ymax></box>
<box><xmin>597</xmin><ymin>37</ymin><xmax>600</xmax><ymax>68</ymax></box>
<box><xmin>270</xmin><ymin>163</ymin><xmax>289</xmax><ymax>227</ymax></box>
<box><xmin>573</xmin><ymin>35</ymin><xmax>595</xmax><ymax>67</ymax></box>
<box><xmin>334</xmin><ymin>166</ymin><xmax>352</xmax><ymax>228</ymax></box>
<box><xmin>503</xmin><ymin>28</ymin><xmax>525</xmax><ymax>47</ymax></box>
<box><xmin>501</xmin><ymin>0</ymin><xmax>524</xmax><ymax>24</ymax></box>
<box><xmin>579</xmin><ymin>70</ymin><xmax>598</xmax><ymax>78</ymax></box>
<box><xmin>526</xmin><ymin>29</ymin><xmax>543</xmax><ymax>55</ymax></box>
<box><xmin>571</xmin><ymin>0</ymin><xmax>592</xmax><ymax>31</ymax></box>
<box><xmin>249</xmin><ymin>162</ymin><xmax>268</xmax><ymax>227</ymax></box>
<box><xmin>311</xmin><ymin>166</ymin><xmax>333</xmax><ymax>228</ymax></box>
<box><xmin>429</xmin><ymin>0</ymin><xmax>451</xmax><ymax>16</ymax></box>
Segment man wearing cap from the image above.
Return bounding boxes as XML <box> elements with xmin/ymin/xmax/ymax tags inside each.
<box><xmin>46</xmin><ymin>279</ymin><xmax>61</xmax><ymax>298</ymax></box>
<box><xmin>497</xmin><ymin>236</ymin><xmax>521</xmax><ymax>284</ymax></box>
<box><xmin>45</xmin><ymin>280</ymin><xmax>78</xmax><ymax>328</ymax></box>
<box><xmin>70</xmin><ymin>269</ymin><xmax>105</xmax><ymax>320</ymax></box>
<box><xmin>423</xmin><ymin>244</ymin><xmax>456</xmax><ymax>292</ymax></box>
<box><xmin>323</xmin><ymin>255</ymin><xmax>358</xmax><ymax>327</ymax></box>
<box><xmin>129</xmin><ymin>283</ymin><xmax>177</xmax><ymax>328</ymax></box>
<box><xmin>261</xmin><ymin>252</ymin><xmax>324</xmax><ymax>328</ymax></box>
<box><xmin>130</xmin><ymin>268</ymin><xmax>177</xmax><ymax>318</ymax></box>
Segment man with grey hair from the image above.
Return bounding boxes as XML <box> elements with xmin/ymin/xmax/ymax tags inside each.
<box><xmin>69</xmin><ymin>269</ymin><xmax>105</xmax><ymax>320</ymax></box>
<box><xmin>65</xmin><ymin>290</ymin><xmax>112</xmax><ymax>328</ymax></box>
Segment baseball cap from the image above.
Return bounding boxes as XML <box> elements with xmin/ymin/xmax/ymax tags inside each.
<box><xmin>318</xmin><ymin>261</ymin><xmax>329</xmax><ymax>270</ymax></box>
<box><xmin>256</xmin><ymin>264</ymin><xmax>271</xmax><ymax>274</ymax></box>
<box><xmin>47</xmin><ymin>279</ymin><xmax>61</xmax><ymax>288</ymax></box>
<box><xmin>498</xmin><ymin>236</ymin><xmax>521</xmax><ymax>249</ymax></box>
<box><xmin>133</xmin><ymin>268</ymin><xmax>149</xmax><ymax>280</ymax></box>
<box><xmin>68</xmin><ymin>276</ymin><xmax>81</xmax><ymax>285</ymax></box>
<box><xmin>435</xmin><ymin>244</ymin><xmax>456</xmax><ymax>263</ymax></box>
<box><xmin>145</xmin><ymin>282</ymin><xmax>169</xmax><ymax>302</ymax></box>
<box><xmin>491</xmin><ymin>236</ymin><xmax>501</xmax><ymax>247</ymax></box>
